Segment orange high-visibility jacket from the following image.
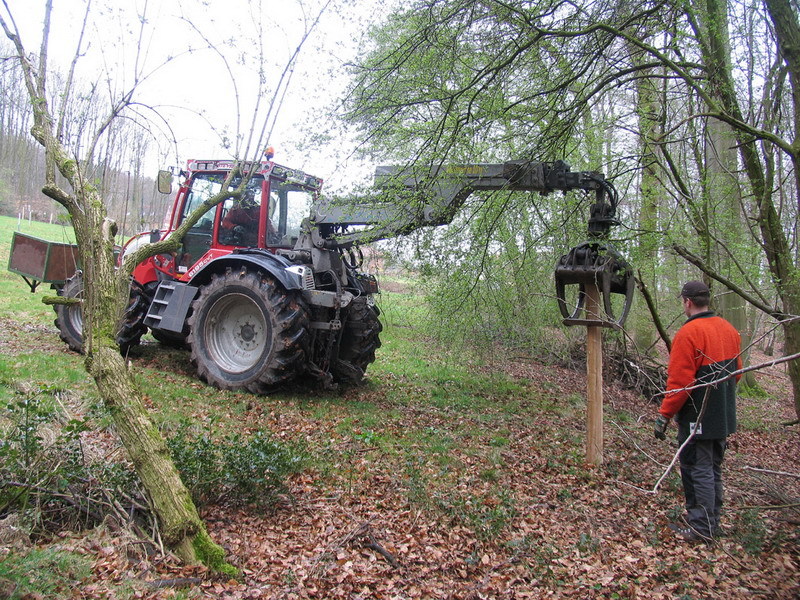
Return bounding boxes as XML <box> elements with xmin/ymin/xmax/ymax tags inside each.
<box><xmin>660</xmin><ymin>312</ymin><xmax>742</xmax><ymax>439</ymax></box>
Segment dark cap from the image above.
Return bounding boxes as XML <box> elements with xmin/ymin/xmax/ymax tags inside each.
<box><xmin>680</xmin><ymin>280</ymin><xmax>709</xmax><ymax>298</ymax></box>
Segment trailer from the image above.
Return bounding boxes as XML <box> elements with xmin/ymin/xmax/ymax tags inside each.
<box><xmin>7</xmin><ymin>231</ymin><xmax>80</xmax><ymax>293</ymax></box>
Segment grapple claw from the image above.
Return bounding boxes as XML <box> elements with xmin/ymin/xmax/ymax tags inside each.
<box><xmin>555</xmin><ymin>241</ymin><xmax>634</xmax><ymax>328</ymax></box>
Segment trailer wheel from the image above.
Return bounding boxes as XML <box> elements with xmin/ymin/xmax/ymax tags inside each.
<box><xmin>54</xmin><ymin>273</ymin><xmax>148</xmax><ymax>354</ymax></box>
<box><xmin>332</xmin><ymin>299</ymin><xmax>382</xmax><ymax>384</ymax></box>
<box><xmin>188</xmin><ymin>267</ymin><xmax>309</xmax><ymax>393</ymax></box>
<box><xmin>54</xmin><ymin>273</ymin><xmax>85</xmax><ymax>353</ymax></box>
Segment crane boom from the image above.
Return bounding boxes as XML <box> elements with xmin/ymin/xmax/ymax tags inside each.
<box><xmin>309</xmin><ymin>160</ymin><xmax>617</xmax><ymax>248</ymax></box>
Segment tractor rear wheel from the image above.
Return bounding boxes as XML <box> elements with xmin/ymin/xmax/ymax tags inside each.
<box><xmin>54</xmin><ymin>272</ymin><xmax>148</xmax><ymax>354</ymax></box>
<box><xmin>187</xmin><ymin>267</ymin><xmax>309</xmax><ymax>393</ymax></box>
<box><xmin>332</xmin><ymin>299</ymin><xmax>382</xmax><ymax>384</ymax></box>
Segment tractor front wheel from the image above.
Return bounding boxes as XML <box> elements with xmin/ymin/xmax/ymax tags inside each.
<box><xmin>187</xmin><ymin>267</ymin><xmax>309</xmax><ymax>393</ymax></box>
<box><xmin>332</xmin><ymin>299</ymin><xmax>382</xmax><ymax>384</ymax></box>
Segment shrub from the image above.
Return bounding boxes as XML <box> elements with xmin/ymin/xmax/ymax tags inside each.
<box><xmin>0</xmin><ymin>385</ymin><xmax>142</xmax><ymax>535</ymax></box>
<box><xmin>167</xmin><ymin>427</ymin><xmax>306</xmax><ymax>508</ymax></box>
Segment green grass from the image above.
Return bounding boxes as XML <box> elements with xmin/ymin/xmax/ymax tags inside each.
<box><xmin>0</xmin><ymin>354</ymin><xmax>96</xmax><ymax>431</ymax></box>
<box><xmin>0</xmin><ymin>547</ymin><xmax>92</xmax><ymax>599</ymax></box>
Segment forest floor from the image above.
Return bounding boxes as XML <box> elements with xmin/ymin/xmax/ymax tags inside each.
<box><xmin>0</xmin><ymin>308</ymin><xmax>798</xmax><ymax>599</ymax></box>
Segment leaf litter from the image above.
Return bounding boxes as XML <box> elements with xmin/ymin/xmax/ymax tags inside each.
<box><xmin>1</xmin><ymin>322</ymin><xmax>798</xmax><ymax>599</ymax></box>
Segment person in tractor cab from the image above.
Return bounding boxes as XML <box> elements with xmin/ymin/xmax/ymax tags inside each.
<box><xmin>654</xmin><ymin>280</ymin><xmax>742</xmax><ymax>543</ymax></box>
<box><xmin>220</xmin><ymin>190</ymin><xmax>261</xmax><ymax>246</ymax></box>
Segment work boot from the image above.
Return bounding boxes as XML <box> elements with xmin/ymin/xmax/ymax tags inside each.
<box><xmin>668</xmin><ymin>522</ymin><xmax>712</xmax><ymax>544</ymax></box>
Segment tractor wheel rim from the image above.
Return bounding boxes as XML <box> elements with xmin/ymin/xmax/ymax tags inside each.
<box><xmin>204</xmin><ymin>293</ymin><xmax>269</xmax><ymax>374</ymax></box>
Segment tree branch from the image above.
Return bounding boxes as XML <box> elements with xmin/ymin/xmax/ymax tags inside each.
<box><xmin>57</xmin><ymin>0</ymin><xmax>91</xmax><ymax>143</ymax></box>
<box><xmin>673</xmin><ymin>244</ymin><xmax>787</xmax><ymax>319</ymax></box>
<box><xmin>653</xmin><ymin>349</ymin><xmax>800</xmax><ymax>399</ymax></box>
<box><xmin>743</xmin><ymin>466</ymin><xmax>800</xmax><ymax>479</ymax></box>
<box><xmin>635</xmin><ymin>273</ymin><xmax>672</xmax><ymax>352</ymax></box>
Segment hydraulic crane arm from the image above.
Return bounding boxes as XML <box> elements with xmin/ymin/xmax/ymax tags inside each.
<box><xmin>308</xmin><ymin>160</ymin><xmax>619</xmax><ymax>248</ymax></box>
<box><xmin>290</xmin><ymin>157</ymin><xmax>634</xmax><ymax>329</ymax></box>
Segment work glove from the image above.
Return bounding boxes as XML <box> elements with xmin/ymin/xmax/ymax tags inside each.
<box><xmin>654</xmin><ymin>415</ymin><xmax>668</xmax><ymax>440</ymax></box>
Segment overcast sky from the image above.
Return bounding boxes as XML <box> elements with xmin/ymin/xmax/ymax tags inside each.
<box><xmin>3</xmin><ymin>0</ymin><xmax>389</xmax><ymax>190</ymax></box>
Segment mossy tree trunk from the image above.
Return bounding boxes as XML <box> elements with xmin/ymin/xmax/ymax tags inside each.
<box><xmin>631</xmin><ymin>41</ymin><xmax>665</xmax><ymax>354</ymax></box>
<box><xmin>71</xmin><ymin>200</ymin><xmax>214</xmax><ymax>566</ymax></box>
<box><xmin>1</xmin><ymin>4</ymin><xmax>234</xmax><ymax>571</ymax></box>
<box><xmin>705</xmin><ymin>116</ymin><xmax>757</xmax><ymax>388</ymax></box>
<box><xmin>689</xmin><ymin>0</ymin><xmax>800</xmax><ymax>418</ymax></box>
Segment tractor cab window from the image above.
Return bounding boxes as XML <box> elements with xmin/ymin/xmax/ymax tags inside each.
<box><xmin>268</xmin><ymin>180</ymin><xmax>313</xmax><ymax>247</ymax></box>
<box><xmin>176</xmin><ymin>175</ymin><xmax>219</xmax><ymax>271</ymax></box>
<box><xmin>218</xmin><ymin>179</ymin><xmax>264</xmax><ymax>247</ymax></box>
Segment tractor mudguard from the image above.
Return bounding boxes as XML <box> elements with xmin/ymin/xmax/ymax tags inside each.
<box><xmin>146</xmin><ymin>250</ymin><xmax>309</xmax><ymax>335</ymax></box>
<box><xmin>186</xmin><ymin>249</ymin><xmax>305</xmax><ymax>291</ymax></box>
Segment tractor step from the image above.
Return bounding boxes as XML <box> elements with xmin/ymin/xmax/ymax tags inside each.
<box><xmin>144</xmin><ymin>281</ymin><xmax>198</xmax><ymax>333</ymax></box>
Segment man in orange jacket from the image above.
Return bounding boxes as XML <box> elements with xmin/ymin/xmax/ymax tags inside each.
<box><xmin>655</xmin><ymin>280</ymin><xmax>742</xmax><ymax>542</ymax></box>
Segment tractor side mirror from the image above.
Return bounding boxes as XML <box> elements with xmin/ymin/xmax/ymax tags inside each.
<box><xmin>157</xmin><ymin>170</ymin><xmax>173</xmax><ymax>194</ymax></box>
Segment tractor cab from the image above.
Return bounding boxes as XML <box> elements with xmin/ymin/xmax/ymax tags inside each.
<box><xmin>132</xmin><ymin>159</ymin><xmax>321</xmax><ymax>285</ymax></box>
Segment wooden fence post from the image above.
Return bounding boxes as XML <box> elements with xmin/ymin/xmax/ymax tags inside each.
<box><xmin>585</xmin><ymin>284</ymin><xmax>603</xmax><ymax>466</ymax></box>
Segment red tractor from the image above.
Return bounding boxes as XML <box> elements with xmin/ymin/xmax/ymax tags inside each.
<box><xmin>48</xmin><ymin>158</ymin><xmax>381</xmax><ymax>392</ymax></box>
<box><xmin>10</xmin><ymin>157</ymin><xmax>633</xmax><ymax>392</ymax></box>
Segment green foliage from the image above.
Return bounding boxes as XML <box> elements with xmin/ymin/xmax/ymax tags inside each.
<box><xmin>448</xmin><ymin>488</ymin><xmax>517</xmax><ymax>541</ymax></box>
<box><xmin>576</xmin><ymin>531</ymin><xmax>600</xmax><ymax>555</ymax></box>
<box><xmin>166</xmin><ymin>427</ymin><xmax>306</xmax><ymax>508</ymax></box>
<box><xmin>0</xmin><ymin>547</ymin><xmax>92</xmax><ymax>599</ymax></box>
<box><xmin>732</xmin><ymin>509</ymin><xmax>769</xmax><ymax>555</ymax></box>
<box><xmin>0</xmin><ymin>382</ymin><xmax>137</xmax><ymax>533</ymax></box>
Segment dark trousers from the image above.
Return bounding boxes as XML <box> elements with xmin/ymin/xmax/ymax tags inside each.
<box><xmin>678</xmin><ymin>436</ymin><xmax>726</xmax><ymax>537</ymax></box>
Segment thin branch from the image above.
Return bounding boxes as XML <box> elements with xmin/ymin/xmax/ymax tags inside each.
<box><xmin>57</xmin><ymin>0</ymin><xmax>91</xmax><ymax>143</ymax></box>
<box><xmin>36</xmin><ymin>0</ymin><xmax>50</xmax><ymax>101</ymax></box>
<box><xmin>673</xmin><ymin>244</ymin><xmax>788</xmax><ymax>319</ymax></box>
<box><xmin>610</xmin><ymin>419</ymin><xmax>667</xmax><ymax>468</ymax></box>
<box><xmin>733</xmin><ymin>503</ymin><xmax>800</xmax><ymax>510</ymax></box>
<box><xmin>743</xmin><ymin>466</ymin><xmax>800</xmax><ymax>479</ymax></box>
<box><xmin>653</xmin><ymin>349</ymin><xmax>800</xmax><ymax>399</ymax></box>
<box><xmin>652</xmin><ymin>387</ymin><xmax>711</xmax><ymax>493</ymax></box>
<box><xmin>635</xmin><ymin>274</ymin><xmax>672</xmax><ymax>352</ymax></box>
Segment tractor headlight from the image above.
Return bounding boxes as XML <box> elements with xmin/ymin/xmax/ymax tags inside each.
<box><xmin>285</xmin><ymin>265</ymin><xmax>315</xmax><ymax>290</ymax></box>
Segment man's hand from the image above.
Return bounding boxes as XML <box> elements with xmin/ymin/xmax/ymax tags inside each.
<box><xmin>654</xmin><ymin>415</ymin><xmax>669</xmax><ymax>440</ymax></box>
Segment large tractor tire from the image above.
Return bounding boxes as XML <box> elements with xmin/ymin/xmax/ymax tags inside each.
<box><xmin>54</xmin><ymin>273</ymin><xmax>148</xmax><ymax>355</ymax></box>
<box><xmin>332</xmin><ymin>299</ymin><xmax>382</xmax><ymax>384</ymax></box>
<box><xmin>187</xmin><ymin>267</ymin><xmax>309</xmax><ymax>393</ymax></box>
